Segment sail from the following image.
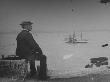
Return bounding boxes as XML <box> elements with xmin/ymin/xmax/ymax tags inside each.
<box><xmin>65</xmin><ymin>32</ymin><xmax>88</xmax><ymax>44</ymax></box>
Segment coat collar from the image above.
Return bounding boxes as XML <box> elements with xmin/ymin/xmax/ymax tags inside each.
<box><xmin>23</xmin><ymin>29</ymin><xmax>30</xmax><ymax>32</ymax></box>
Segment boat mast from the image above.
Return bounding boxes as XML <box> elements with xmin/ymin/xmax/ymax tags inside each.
<box><xmin>72</xmin><ymin>31</ymin><xmax>77</xmax><ymax>43</ymax></box>
<box><xmin>81</xmin><ymin>32</ymin><xmax>82</xmax><ymax>40</ymax></box>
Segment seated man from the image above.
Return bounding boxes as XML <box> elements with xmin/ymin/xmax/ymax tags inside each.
<box><xmin>16</xmin><ymin>21</ymin><xmax>48</xmax><ymax>80</ymax></box>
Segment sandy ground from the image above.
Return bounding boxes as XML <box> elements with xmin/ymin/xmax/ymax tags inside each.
<box><xmin>0</xmin><ymin>71</ymin><xmax>110</xmax><ymax>82</ymax></box>
<box><xmin>0</xmin><ymin>74</ymin><xmax>109</xmax><ymax>82</ymax></box>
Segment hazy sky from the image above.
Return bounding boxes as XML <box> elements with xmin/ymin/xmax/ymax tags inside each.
<box><xmin>0</xmin><ymin>0</ymin><xmax>110</xmax><ymax>33</ymax></box>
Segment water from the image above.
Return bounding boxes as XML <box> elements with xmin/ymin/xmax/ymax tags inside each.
<box><xmin>0</xmin><ymin>31</ymin><xmax>110</xmax><ymax>77</ymax></box>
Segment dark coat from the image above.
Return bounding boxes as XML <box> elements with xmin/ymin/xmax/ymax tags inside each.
<box><xmin>16</xmin><ymin>30</ymin><xmax>43</xmax><ymax>60</ymax></box>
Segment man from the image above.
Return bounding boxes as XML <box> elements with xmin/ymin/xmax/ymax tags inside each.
<box><xmin>16</xmin><ymin>21</ymin><xmax>48</xmax><ymax>80</ymax></box>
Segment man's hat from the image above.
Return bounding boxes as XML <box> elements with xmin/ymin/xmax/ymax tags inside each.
<box><xmin>20</xmin><ymin>21</ymin><xmax>33</xmax><ymax>26</ymax></box>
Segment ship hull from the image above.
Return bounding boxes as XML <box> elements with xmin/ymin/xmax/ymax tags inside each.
<box><xmin>66</xmin><ymin>41</ymin><xmax>88</xmax><ymax>44</ymax></box>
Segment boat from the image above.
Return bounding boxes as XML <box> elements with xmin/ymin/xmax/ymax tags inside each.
<box><xmin>65</xmin><ymin>32</ymin><xmax>88</xmax><ymax>44</ymax></box>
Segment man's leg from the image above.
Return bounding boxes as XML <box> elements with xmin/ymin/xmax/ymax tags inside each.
<box><xmin>29</xmin><ymin>60</ymin><xmax>37</xmax><ymax>77</ymax></box>
<box><xmin>38</xmin><ymin>55</ymin><xmax>48</xmax><ymax>79</ymax></box>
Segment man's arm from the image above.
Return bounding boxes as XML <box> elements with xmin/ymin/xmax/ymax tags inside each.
<box><xmin>25</xmin><ymin>32</ymin><xmax>43</xmax><ymax>55</ymax></box>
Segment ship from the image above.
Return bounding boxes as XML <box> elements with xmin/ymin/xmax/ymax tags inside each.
<box><xmin>65</xmin><ymin>32</ymin><xmax>88</xmax><ymax>44</ymax></box>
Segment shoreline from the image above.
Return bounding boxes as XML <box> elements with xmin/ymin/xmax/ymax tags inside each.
<box><xmin>0</xmin><ymin>67</ymin><xmax>110</xmax><ymax>82</ymax></box>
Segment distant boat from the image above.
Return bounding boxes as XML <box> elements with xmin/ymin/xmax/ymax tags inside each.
<box><xmin>65</xmin><ymin>32</ymin><xmax>88</xmax><ymax>44</ymax></box>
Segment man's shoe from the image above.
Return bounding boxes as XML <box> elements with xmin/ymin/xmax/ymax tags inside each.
<box><xmin>25</xmin><ymin>72</ymin><xmax>37</xmax><ymax>80</ymax></box>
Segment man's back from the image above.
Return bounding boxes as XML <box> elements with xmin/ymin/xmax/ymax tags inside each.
<box><xmin>16</xmin><ymin>30</ymin><xmax>32</xmax><ymax>58</ymax></box>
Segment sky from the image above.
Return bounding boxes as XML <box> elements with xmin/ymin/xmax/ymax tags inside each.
<box><xmin>0</xmin><ymin>0</ymin><xmax>110</xmax><ymax>33</ymax></box>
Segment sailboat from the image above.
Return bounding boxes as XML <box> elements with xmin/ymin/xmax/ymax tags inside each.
<box><xmin>65</xmin><ymin>32</ymin><xmax>88</xmax><ymax>44</ymax></box>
